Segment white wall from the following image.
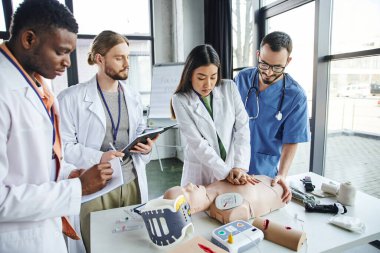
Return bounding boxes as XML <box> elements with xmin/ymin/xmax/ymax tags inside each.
<box><xmin>153</xmin><ymin>0</ymin><xmax>174</xmax><ymax>63</ymax></box>
<box><xmin>153</xmin><ymin>0</ymin><xmax>204</xmax><ymax>63</ymax></box>
<box><xmin>183</xmin><ymin>0</ymin><xmax>204</xmax><ymax>59</ymax></box>
<box><xmin>151</xmin><ymin>0</ymin><xmax>204</xmax><ymax>159</ymax></box>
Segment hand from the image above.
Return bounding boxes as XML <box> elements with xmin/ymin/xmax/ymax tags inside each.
<box><xmin>271</xmin><ymin>175</ymin><xmax>292</xmax><ymax>203</ymax></box>
<box><xmin>79</xmin><ymin>163</ymin><xmax>113</xmax><ymax>195</ymax></box>
<box><xmin>100</xmin><ymin>150</ymin><xmax>124</xmax><ymax>163</ymax></box>
<box><xmin>226</xmin><ymin>168</ymin><xmax>260</xmax><ymax>185</ymax></box>
<box><xmin>130</xmin><ymin>134</ymin><xmax>159</xmax><ymax>155</ymax></box>
<box><xmin>68</xmin><ymin>168</ymin><xmax>85</xmax><ymax>179</ymax></box>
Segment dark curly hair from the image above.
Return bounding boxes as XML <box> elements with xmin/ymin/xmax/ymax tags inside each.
<box><xmin>260</xmin><ymin>31</ymin><xmax>293</xmax><ymax>55</ymax></box>
<box><xmin>9</xmin><ymin>0</ymin><xmax>78</xmax><ymax>38</ymax></box>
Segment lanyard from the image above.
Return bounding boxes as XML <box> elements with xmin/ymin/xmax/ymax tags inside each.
<box><xmin>96</xmin><ymin>80</ymin><xmax>121</xmax><ymax>145</ymax></box>
<box><xmin>0</xmin><ymin>47</ymin><xmax>55</xmax><ymax>145</ymax></box>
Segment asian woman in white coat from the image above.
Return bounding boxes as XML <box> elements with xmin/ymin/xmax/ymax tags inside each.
<box><xmin>171</xmin><ymin>44</ymin><xmax>256</xmax><ymax>187</ymax></box>
<box><xmin>58</xmin><ymin>31</ymin><xmax>156</xmax><ymax>252</ymax></box>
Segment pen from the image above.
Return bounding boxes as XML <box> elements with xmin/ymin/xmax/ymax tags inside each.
<box><xmin>109</xmin><ymin>142</ymin><xmax>123</xmax><ymax>163</ymax></box>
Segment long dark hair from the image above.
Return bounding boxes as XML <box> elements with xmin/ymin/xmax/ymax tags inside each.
<box><xmin>171</xmin><ymin>44</ymin><xmax>221</xmax><ymax>118</ymax></box>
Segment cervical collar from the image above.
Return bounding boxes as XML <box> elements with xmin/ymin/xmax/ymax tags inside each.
<box><xmin>140</xmin><ymin>195</ymin><xmax>193</xmax><ymax>247</ymax></box>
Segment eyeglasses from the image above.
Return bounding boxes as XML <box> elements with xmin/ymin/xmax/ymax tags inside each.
<box><xmin>258</xmin><ymin>61</ymin><xmax>286</xmax><ymax>73</ymax></box>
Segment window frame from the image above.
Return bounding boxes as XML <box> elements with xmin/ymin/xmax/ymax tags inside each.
<box><xmin>1</xmin><ymin>0</ymin><xmax>155</xmax><ymax>89</ymax></box>
<box><xmin>254</xmin><ymin>0</ymin><xmax>380</xmax><ymax>175</ymax></box>
<box><xmin>65</xmin><ymin>0</ymin><xmax>154</xmax><ymax>87</ymax></box>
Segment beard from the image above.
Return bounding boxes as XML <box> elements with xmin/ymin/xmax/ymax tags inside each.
<box><xmin>105</xmin><ymin>65</ymin><xmax>129</xmax><ymax>80</ymax></box>
<box><xmin>259</xmin><ymin>70</ymin><xmax>283</xmax><ymax>85</ymax></box>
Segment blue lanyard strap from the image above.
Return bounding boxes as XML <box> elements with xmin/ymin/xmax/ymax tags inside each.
<box><xmin>0</xmin><ymin>47</ymin><xmax>55</xmax><ymax>145</ymax></box>
<box><xmin>96</xmin><ymin>80</ymin><xmax>121</xmax><ymax>145</ymax></box>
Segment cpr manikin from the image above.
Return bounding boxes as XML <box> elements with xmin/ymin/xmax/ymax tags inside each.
<box><xmin>163</xmin><ymin>175</ymin><xmax>286</xmax><ymax>224</ymax></box>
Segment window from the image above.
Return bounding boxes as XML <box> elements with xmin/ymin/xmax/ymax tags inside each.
<box><xmin>0</xmin><ymin>1</ymin><xmax>5</xmax><ymax>31</ymax></box>
<box><xmin>267</xmin><ymin>2</ymin><xmax>315</xmax><ymax>115</ymax></box>
<box><xmin>12</xmin><ymin>0</ymin><xmax>65</xmax><ymax>10</ymax></box>
<box><xmin>75</xmin><ymin>38</ymin><xmax>152</xmax><ymax>107</ymax></box>
<box><xmin>232</xmin><ymin>0</ymin><xmax>255</xmax><ymax>70</ymax></box>
<box><xmin>266</xmin><ymin>2</ymin><xmax>315</xmax><ymax>175</ymax></box>
<box><xmin>331</xmin><ymin>0</ymin><xmax>380</xmax><ymax>54</ymax></box>
<box><xmin>325</xmin><ymin>0</ymin><xmax>380</xmax><ymax>199</ymax></box>
<box><xmin>51</xmin><ymin>69</ymin><xmax>68</xmax><ymax>96</ymax></box>
<box><xmin>232</xmin><ymin>1</ymin><xmax>315</xmax><ymax>175</ymax></box>
<box><xmin>262</xmin><ymin>0</ymin><xmax>282</xmax><ymax>7</ymax></box>
<box><xmin>48</xmin><ymin>0</ymin><xmax>152</xmax><ymax>105</ymax></box>
<box><xmin>73</xmin><ymin>0</ymin><xmax>150</xmax><ymax>35</ymax></box>
<box><xmin>329</xmin><ymin>57</ymin><xmax>380</xmax><ymax>134</ymax></box>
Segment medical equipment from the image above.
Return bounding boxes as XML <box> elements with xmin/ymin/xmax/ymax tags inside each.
<box><xmin>321</xmin><ymin>181</ymin><xmax>340</xmax><ymax>196</ymax></box>
<box><xmin>301</xmin><ymin>176</ymin><xmax>315</xmax><ymax>192</ymax></box>
<box><xmin>337</xmin><ymin>181</ymin><xmax>356</xmax><ymax>206</ymax></box>
<box><xmin>305</xmin><ymin>202</ymin><xmax>347</xmax><ymax>214</ymax></box>
<box><xmin>253</xmin><ymin>217</ymin><xmax>307</xmax><ymax>251</ymax></box>
<box><xmin>211</xmin><ymin>220</ymin><xmax>263</xmax><ymax>253</ymax></box>
<box><xmin>290</xmin><ymin>186</ymin><xmax>319</xmax><ymax>206</ymax></box>
<box><xmin>112</xmin><ymin>205</ymin><xmax>145</xmax><ymax>233</ymax></box>
<box><xmin>215</xmin><ymin>193</ymin><xmax>244</xmax><ymax>210</ymax></box>
<box><xmin>244</xmin><ymin>71</ymin><xmax>286</xmax><ymax>121</ymax></box>
<box><xmin>329</xmin><ymin>216</ymin><xmax>366</xmax><ymax>233</ymax></box>
<box><xmin>140</xmin><ymin>195</ymin><xmax>194</xmax><ymax>247</ymax></box>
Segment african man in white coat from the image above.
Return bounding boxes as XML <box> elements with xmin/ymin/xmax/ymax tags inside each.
<box><xmin>0</xmin><ymin>1</ymin><xmax>113</xmax><ymax>252</ymax></box>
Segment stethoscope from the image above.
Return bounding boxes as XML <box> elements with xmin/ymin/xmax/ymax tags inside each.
<box><xmin>244</xmin><ymin>70</ymin><xmax>286</xmax><ymax>121</ymax></box>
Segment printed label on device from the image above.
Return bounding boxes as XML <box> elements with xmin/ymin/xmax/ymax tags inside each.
<box><xmin>215</xmin><ymin>193</ymin><xmax>244</xmax><ymax>210</ymax></box>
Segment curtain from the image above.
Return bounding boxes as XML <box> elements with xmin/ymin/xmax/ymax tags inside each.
<box><xmin>204</xmin><ymin>0</ymin><xmax>233</xmax><ymax>79</ymax></box>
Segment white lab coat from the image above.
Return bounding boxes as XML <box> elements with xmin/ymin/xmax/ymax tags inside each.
<box><xmin>57</xmin><ymin>76</ymin><xmax>150</xmax><ymax>252</ymax></box>
<box><xmin>172</xmin><ymin>79</ymin><xmax>250</xmax><ymax>186</ymax></box>
<box><xmin>0</xmin><ymin>48</ymin><xmax>82</xmax><ymax>253</ymax></box>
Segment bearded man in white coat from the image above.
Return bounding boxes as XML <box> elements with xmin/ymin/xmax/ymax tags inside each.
<box><xmin>58</xmin><ymin>30</ymin><xmax>157</xmax><ymax>252</ymax></box>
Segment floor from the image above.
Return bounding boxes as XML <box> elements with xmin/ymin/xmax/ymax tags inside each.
<box><xmin>146</xmin><ymin>158</ymin><xmax>183</xmax><ymax>199</ymax></box>
<box><xmin>145</xmin><ymin>134</ymin><xmax>380</xmax><ymax>252</ymax></box>
<box><xmin>289</xmin><ymin>135</ymin><xmax>380</xmax><ymax>199</ymax></box>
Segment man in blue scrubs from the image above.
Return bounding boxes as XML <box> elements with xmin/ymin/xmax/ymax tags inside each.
<box><xmin>234</xmin><ymin>31</ymin><xmax>310</xmax><ymax>203</ymax></box>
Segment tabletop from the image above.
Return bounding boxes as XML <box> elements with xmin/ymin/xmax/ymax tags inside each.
<box><xmin>91</xmin><ymin>172</ymin><xmax>380</xmax><ymax>253</ymax></box>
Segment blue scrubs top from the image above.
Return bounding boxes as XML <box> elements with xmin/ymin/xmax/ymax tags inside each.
<box><xmin>234</xmin><ymin>67</ymin><xmax>310</xmax><ymax>178</ymax></box>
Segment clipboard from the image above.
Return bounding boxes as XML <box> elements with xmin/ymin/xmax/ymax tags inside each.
<box><xmin>121</xmin><ymin>123</ymin><xmax>177</xmax><ymax>153</ymax></box>
<box><xmin>81</xmin><ymin>157</ymin><xmax>123</xmax><ymax>203</ymax></box>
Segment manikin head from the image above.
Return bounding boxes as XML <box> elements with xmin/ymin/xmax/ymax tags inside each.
<box><xmin>163</xmin><ymin>183</ymin><xmax>211</xmax><ymax>214</ymax></box>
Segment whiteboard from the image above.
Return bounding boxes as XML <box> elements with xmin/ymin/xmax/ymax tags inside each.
<box><xmin>148</xmin><ymin>63</ymin><xmax>184</xmax><ymax>121</ymax></box>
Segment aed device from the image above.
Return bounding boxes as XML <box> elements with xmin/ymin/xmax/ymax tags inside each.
<box><xmin>211</xmin><ymin>220</ymin><xmax>263</xmax><ymax>253</ymax></box>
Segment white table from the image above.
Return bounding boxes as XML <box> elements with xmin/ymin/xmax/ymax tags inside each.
<box><xmin>91</xmin><ymin>172</ymin><xmax>380</xmax><ymax>253</ymax></box>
